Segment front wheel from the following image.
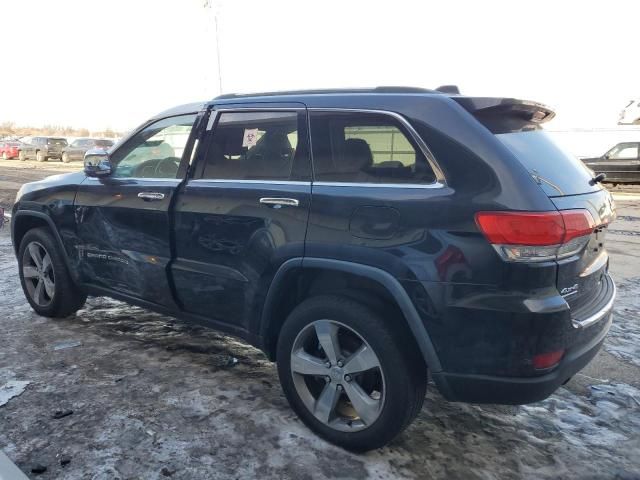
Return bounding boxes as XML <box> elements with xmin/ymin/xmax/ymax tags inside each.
<box><xmin>2</xmin><ymin>152</ymin><xmax>7</xmax><ymax>160</ymax></box>
<box><xmin>18</xmin><ymin>151</ymin><xmax>26</xmax><ymax>161</ymax></box>
<box><xmin>18</xmin><ymin>228</ymin><xmax>87</xmax><ymax>317</ymax></box>
<box><xmin>36</xmin><ymin>151</ymin><xmax>46</xmax><ymax>162</ymax></box>
<box><xmin>277</xmin><ymin>295</ymin><xmax>427</xmax><ymax>451</ymax></box>
<box><xmin>61</xmin><ymin>152</ymin><xmax>71</xmax><ymax>163</ymax></box>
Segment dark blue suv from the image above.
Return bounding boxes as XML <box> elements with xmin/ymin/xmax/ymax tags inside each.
<box><xmin>11</xmin><ymin>87</ymin><xmax>617</xmax><ymax>450</ymax></box>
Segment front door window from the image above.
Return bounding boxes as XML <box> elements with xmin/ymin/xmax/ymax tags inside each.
<box><xmin>110</xmin><ymin>114</ymin><xmax>196</xmax><ymax>178</ymax></box>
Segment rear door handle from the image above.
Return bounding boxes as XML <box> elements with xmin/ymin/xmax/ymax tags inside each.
<box><xmin>259</xmin><ymin>197</ymin><xmax>299</xmax><ymax>208</ymax></box>
<box><xmin>138</xmin><ymin>192</ymin><xmax>165</xmax><ymax>201</ymax></box>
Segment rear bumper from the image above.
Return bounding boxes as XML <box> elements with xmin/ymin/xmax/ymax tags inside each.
<box><xmin>432</xmin><ymin>288</ymin><xmax>614</xmax><ymax>405</ymax></box>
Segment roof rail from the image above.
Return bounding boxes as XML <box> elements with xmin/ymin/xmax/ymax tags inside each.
<box><xmin>214</xmin><ymin>86</ymin><xmax>439</xmax><ymax>100</ymax></box>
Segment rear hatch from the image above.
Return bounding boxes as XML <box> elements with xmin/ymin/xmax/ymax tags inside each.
<box><xmin>457</xmin><ymin>97</ymin><xmax>616</xmax><ymax>318</ymax></box>
<box><xmin>47</xmin><ymin>137</ymin><xmax>68</xmax><ymax>154</ymax></box>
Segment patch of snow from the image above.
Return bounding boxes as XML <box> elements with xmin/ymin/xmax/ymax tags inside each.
<box><xmin>0</xmin><ymin>380</ymin><xmax>30</xmax><ymax>407</ymax></box>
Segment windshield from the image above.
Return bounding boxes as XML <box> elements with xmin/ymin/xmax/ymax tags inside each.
<box><xmin>95</xmin><ymin>139</ymin><xmax>114</xmax><ymax>147</ymax></box>
<box><xmin>497</xmin><ymin>130</ymin><xmax>601</xmax><ymax>197</ymax></box>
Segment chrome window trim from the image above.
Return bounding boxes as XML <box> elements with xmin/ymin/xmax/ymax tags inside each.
<box><xmin>307</xmin><ymin>107</ymin><xmax>446</xmax><ymax>186</ymax></box>
<box><xmin>85</xmin><ymin>177</ymin><xmax>182</xmax><ymax>183</ymax></box>
<box><xmin>189</xmin><ymin>179</ymin><xmax>311</xmax><ymax>186</ymax></box>
<box><xmin>313</xmin><ymin>181</ymin><xmax>445</xmax><ymax>189</ymax></box>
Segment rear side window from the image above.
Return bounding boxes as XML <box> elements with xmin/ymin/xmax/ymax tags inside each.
<box><xmin>497</xmin><ymin>131</ymin><xmax>600</xmax><ymax>197</ymax></box>
<box><xmin>201</xmin><ymin>111</ymin><xmax>309</xmax><ymax>181</ymax></box>
<box><xmin>48</xmin><ymin>138</ymin><xmax>67</xmax><ymax>146</ymax></box>
<box><xmin>605</xmin><ymin>143</ymin><xmax>638</xmax><ymax>160</ymax></box>
<box><xmin>309</xmin><ymin>111</ymin><xmax>436</xmax><ymax>184</ymax></box>
<box><xmin>95</xmin><ymin>139</ymin><xmax>114</xmax><ymax>148</ymax></box>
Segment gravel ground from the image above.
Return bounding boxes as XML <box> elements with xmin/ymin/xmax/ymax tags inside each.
<box><xmin>0</xmin><ymin>161</ymin><xmax>639</xmax><ymax>479</ymax></box>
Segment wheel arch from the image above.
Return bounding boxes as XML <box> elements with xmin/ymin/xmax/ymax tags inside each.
<box><xmin>12</xmin><ymin>211</ymin><xmax>67</xmax><ymax>262</ymax></box>
<box><xmin>258</xmin><ymin>257</ymin><xmax>442</xmax><ymax>373</ymax></box>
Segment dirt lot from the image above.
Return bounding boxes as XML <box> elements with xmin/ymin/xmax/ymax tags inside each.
<box><xmin>1</xmin><ymin>159</ymin><xmax>639</xmax><ymax>479</ymax></box>
<box><xmin>0</xmin><ymin>159</ymin><xmax>81</xmax><ymax>210</ymax></box>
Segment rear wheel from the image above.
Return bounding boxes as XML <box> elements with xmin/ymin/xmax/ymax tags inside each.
<box><xmin>18</xmin><ymin>228</ymin><xmax>87</xmax><ymax>317</ymax></box>
<box><xmin>2</xmin><ymin>152</ymin><xmax>7</xmax><ymax>160</ymax></box>
<box><xmin>276</xmin><ymin>295</ymin><xmax>427</xmax><ymax>451</ymax></box>
<box><xmin>36</xmin><ymin>151</ymin><xmax>46</xmax><ymax>162</ymax></box>
<box><xmin>18</xmin><ymin>151</ymin><xmax>26</xmax><ymax>161</ymax></box>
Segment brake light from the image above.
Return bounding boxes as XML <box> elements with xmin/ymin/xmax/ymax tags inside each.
<box><xmin>476</xmin><ymin>210</ymin><xmax>596</xmax><ymax>262</ymax></box>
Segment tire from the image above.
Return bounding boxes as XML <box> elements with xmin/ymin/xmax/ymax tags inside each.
<box><xmin>18</xmin><ymin>151</ymin><xmax>26</xmax><ymax>161</ymax></box>
<box><xmin>276</xmin><ymin>295</ymin><xmax>427</xmax><ymax>451</ymax></box>
<box><xmin>61</xmin><ymin>152</ymin><xmax>71</xmax><ymax>163</ymax></box>
<box><xmin>18</xmin><ymin>227</ymin><xmax>87</xmax><ymax>318</ymax></box>
<box><xmin>2</xmin><ymin>152</ymin><xmax>7</xmax><ymax>160</ymax></box>
<box><xmin>36</xmin><ymin>151</ymin><xmax>46</xmax><ymax>162</ymax></box>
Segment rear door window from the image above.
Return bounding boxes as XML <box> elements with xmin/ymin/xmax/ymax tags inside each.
<box><xmin>309</xmin><ymin>111</ymin><xmax>436</xmax><ymax>184</ymax></box>
<box><xmin>496</xmin><ymin>130</ymin><xmax>601</xmax><ymax>197</ymax></box>
<box><xmin>200</xmin><ymin>111</ymin><xmax>309</xmax><ymax>181</ymax></box>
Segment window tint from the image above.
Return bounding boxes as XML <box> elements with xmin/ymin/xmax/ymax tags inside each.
<box><xmin>111</xmin><ymin>114</ymin><xmax>196</xmax><ymax>179</ymax></box>
<box><xmin>201</xmin><ymin>111</ymin><xmax>304</xmax><ymax>181</ymax></box>
<box><xmin>497</xmin><ymin>130</ymin><xmax>600</xmax><ymax>196</ymax></box>
<box><xmin>309</xmin><ymin>112</ymin><xmax>435</xmax><ymax>184</ymax></box>
<box><xmin>607</xmin><ymin>144</ymin><xmax>638</xmax><ymax>160</ymax></box>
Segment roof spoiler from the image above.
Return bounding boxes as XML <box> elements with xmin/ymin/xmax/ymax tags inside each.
<box><xmin>435</xmin><ymin>85</ymin><xmax>460</xmax><ymax>94</ymax></box>
<box><xmin>453</xmin><ymin>97</ymin><xmax>556</xmax><ymax>133</ymax></box>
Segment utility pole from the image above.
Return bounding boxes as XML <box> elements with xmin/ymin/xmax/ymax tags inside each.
<box><xmin>203</xmin><ymin>0</ymin><xmax>223</xmax><ymax>95</ymax></box>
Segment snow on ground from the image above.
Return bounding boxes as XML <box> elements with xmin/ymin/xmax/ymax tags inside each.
<box><xmin>0</xmin><ymin>379</ymin><xmax>30</xmax><ymax>408</ymax></box>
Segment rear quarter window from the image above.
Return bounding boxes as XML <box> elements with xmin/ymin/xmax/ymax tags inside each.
<box><xmin>309</xmin><ymin>111</ymin><xmax>436</xmax><ymax>184</ymax></box>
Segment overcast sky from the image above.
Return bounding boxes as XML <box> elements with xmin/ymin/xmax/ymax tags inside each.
<box><xmin>1</xmin><ymin>0</ymin><xmax>638</xmax><ymax>131</ymax></box>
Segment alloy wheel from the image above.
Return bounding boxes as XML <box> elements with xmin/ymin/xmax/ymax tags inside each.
<box><xmin>22</xmin><ymin>241</ymin><xmax>55</xmax><ymax>307</ymax></box>
<box><xmin>290</xmin><ymin>319</ymin><xmax>385</xmax><ymax>432</ymax></box>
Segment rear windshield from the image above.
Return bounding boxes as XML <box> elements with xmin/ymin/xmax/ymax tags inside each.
<box><xmin>48</xmin><ymin>138</ymin><xmax>68</xmax><ymax>146</ymax></box>
<box><xmin>94</xmin><ymin>139</ymin><xmax>114</xmax><ymax>147</ymax></box>
<box><xmin>497</xmin><ymin>131</ymin><xmax>601</xmax><ymax>197</ymax></box>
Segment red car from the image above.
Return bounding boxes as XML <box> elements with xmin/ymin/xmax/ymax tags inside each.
<box><xmin>0</xmin><ymin>141</ymin><xmax>21</xmax><ymax>160</ymax></box>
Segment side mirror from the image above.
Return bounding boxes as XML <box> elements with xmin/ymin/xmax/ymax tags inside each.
<box><xmin>84</xmin><ymin>149</ymin><xmax>112</xmax><ymax>177</ymax></box>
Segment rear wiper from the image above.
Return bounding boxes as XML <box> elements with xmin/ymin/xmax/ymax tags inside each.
<box><xmin>530</xmin><ymin>170</ymin><xmax>564</xmax><ymax>195</ymax></box>
<box><xmin>589</xmin><ymin>172</ymin><xmax>606</xmax><ymax>186</ymax></box>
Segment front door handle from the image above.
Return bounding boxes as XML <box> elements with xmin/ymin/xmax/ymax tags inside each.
<box><xmin>259</xmin><ymin>197</ymin><xmax>299</xmax><ymax>208</ymax></box>
<box><xmin>138</xmin><ymin>192</ymin><xmax>165</xmax><ymax>201</ymax></box>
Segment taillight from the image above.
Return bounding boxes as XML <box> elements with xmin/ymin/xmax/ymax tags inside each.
<box><xmin>533</xmin><ymin>349</ymin><xmax>564</xmax><ymax>369</ymax></box>
<box><xmin>476</xmin><ymin>210</ymin><xmax>596</xmax><ymax>262</ymax></box>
